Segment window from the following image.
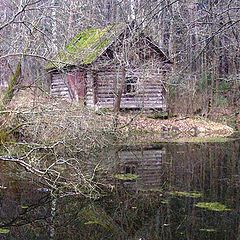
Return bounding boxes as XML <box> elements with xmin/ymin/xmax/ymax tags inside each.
<box><xmin>125</xmin><ymin>165</ymin><xmax>136</xmax><ymax>174</ymax></box>
<box><xmin>124</xmin><ymin>76</ymin><xmax>138</xmax><ymax>95</ymax></box>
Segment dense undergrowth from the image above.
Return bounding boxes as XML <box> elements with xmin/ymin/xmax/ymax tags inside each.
<box><xmin>0</xmin><ymin>98</ymin><xmax>121</xmax><ymax>198</ymax></box>
<box><xmin>0</xmin><ymin>89</ymin><xmax>237</xmax><ymax>197</ymax></box>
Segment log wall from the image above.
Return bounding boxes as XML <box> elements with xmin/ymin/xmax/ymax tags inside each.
<box><xmin>50</xmin><ymin>72</ymin><xmax>72</xmax><ymax>99</ymax></box>
<box><xmin>50</xmin><ymin>70</ymin><xmax>87</xmax><ymax>102</ymax></box>
<box><xmin>50</xmin><ymin>35</ymin><xmax>171</xmax><ymax>110</ymax></box>
<box><xmin>85</xmin><ymin>63</ymin><xmax>167</xmax><ymax>110</ymax></box>
<box><xmin>51</xmin><ymin>64</ymin><xmax>168</xmax><ymax>111</ymax></box>
<box><xmin>85</xmin><ymin>72</ymin><xmax>95</xmax><ymax>108</ymax></box>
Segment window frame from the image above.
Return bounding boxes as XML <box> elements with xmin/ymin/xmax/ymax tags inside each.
<box><xmin>124</xmin><ymin>75</ymin><xmax>138</xmax><ymax>96</ymax></box>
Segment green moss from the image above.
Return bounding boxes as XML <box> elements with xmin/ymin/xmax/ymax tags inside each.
<box><xmin>114</xmin><ymin>173</ymin><xmax>139</xmax><ymax>181</ymax></box>
<box><xmin>147</xmin><ymin>112</ymin><xmax>169</xmax><ymax>120</ymax></box>
<box><xmin>195</xmin><ymin>202</ymin><xmax>231</xmax><ymax>212</ymax></box>
<box><xmin>80</xmin><ymin>205</ymin><xmax>121</xmax><ymax>234</ymax></box>
<box><xmin>169</xmin><ymin>191</ymin><xmax>202</xmax><ymax>198</ymax></box>
<box><xmin>199</xmin><ymin>228</ymin><xmax>217</xmax><ymax>233</ymax></box>
<box><xmin>21</xmin><ymin>205</ymin><xmax>29</xmax><ymax>209</ymax></box>
<box><xmin>0</xmin><ymin>228</ymin><xmax>10</xmax><ymax>234</ymax></box>
<box><xmin>65</xmin><ymin>27</ymin><xmax>110</xmax><ymax>64</ymax></box>
<box><xmin>47</xmin><ymin>24</ymin><xmax>123</xmax><ymax>69</ymax></box>
<box><xmin>83</xmin><ymin>38</ymin><xmax>110</xmax><ymax>64</ymax></box>
<box><xmin>0</xmin><ymin>129</ymin><xmax>9</xmax><ymax>143</ymax></box>
<box><xmin>161</xmin><ymin>199</ymin><xmax>170</xmax><ymax>204</ymax></box>
<box><xmin>1</xmin><ymin>60</ymin><xmax>21</xmax><ymax>107</ymax></box>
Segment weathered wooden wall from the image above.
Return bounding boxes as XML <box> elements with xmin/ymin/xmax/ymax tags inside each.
<box><xmin>50</xmin><ymin>72</ymin><xmax>72</xmax><ymax>99</ymax></box>
<box><xmin>86</xmin><ymin>37</ymin><xmax>170</xmax><ymax>110</ymax></box>
<box><xmin>85</xmin><ymin>71</ymin><xmax>95</xmax><ymax>107</ymax></box>
<box><xmin>51</xmin><ymin>63</ymin><xmax>168</xmax><ymax>110</ymax></box>
<box><xmin>50</xmin><ymin>36</ymin><xmax>171</xmax><ymax>110</ymax></box>
<box><xmin>50</xmin><ymin>69</ymin><xmax>86</xmax><ymax>101</ymax></box>
<box><xmin>85</xmin><ymin>62</ymin><xmax>168</xmax><ymax>110</ymax></box>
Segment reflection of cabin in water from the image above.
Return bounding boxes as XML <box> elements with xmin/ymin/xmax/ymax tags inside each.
<box><xmin>116</xmin><ymin>147</ymin><xmax>165</xmax><ymax>191</ymax></box>
<box><xmin>47</xmin><ymin>22</ymin><xmax>172</xmax><ymax>111</ymax></box>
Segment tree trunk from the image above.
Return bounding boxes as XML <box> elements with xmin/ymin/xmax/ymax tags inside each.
<box><xmin>1</xmin><ymin>59</ymin><xmax>22</xmax><ymax>108</ymax></box>
<box><xmin>114</xmin><ymin>67</ymin><xmax>126</xmax><ymax>113</ymax></box>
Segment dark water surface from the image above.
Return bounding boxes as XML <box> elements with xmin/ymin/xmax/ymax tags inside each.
<box><xmin>0</xmin><ymin>140</ymin><xmax>239</xmax><ymax>240</ymax></box>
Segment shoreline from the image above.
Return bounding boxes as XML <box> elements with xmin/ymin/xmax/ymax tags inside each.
<box><xmin>116</xmin><ymin>113</ymin><xmax>236</xmax><ymax>143</ymax></box>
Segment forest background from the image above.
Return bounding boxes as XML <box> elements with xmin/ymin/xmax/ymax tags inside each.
<box><xmin>0</xmin><ymin>0</ymin><xmax>239</xmax><ymax>117</ymax></box>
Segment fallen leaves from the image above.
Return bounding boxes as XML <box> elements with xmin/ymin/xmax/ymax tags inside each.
<box><xmin>117</xmin><ymin>114</ymin><xmax>234</xmax><ymax>140</ymax></box>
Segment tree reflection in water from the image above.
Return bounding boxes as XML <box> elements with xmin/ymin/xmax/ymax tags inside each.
<box><xmin>0</xmin><ymin>141</ymin><xmax>239</xmax><ymax>239</ymax></box>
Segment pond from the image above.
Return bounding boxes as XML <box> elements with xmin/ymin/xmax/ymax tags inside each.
<box><xmin>0</xmin><ymin>140</ymin><xmax>239</xmax><ymax>240</ymax></box>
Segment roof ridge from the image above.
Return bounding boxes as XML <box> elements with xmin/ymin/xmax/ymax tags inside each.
<box><xmin>46</xmin><ymin>22</ymin><xmax>172</xmax><ymax>70</ymax></box>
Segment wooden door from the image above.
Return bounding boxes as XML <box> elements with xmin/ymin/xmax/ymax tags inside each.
<box><xmin>66</xmin><ymin>70</ymin><xmax>86</xmax><ymax>102</ymax></box>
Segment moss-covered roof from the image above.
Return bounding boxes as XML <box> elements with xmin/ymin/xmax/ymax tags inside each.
<box><xmin>47</xmin><ymin>24</ymin><xmax>124</xmax><ymax>70</ymax></box>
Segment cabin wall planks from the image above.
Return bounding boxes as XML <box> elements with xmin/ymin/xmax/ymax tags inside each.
<box><xmin>50</xmin><ymin>61</ymin><xmax>168</xmax><ymax>110</ymax></box>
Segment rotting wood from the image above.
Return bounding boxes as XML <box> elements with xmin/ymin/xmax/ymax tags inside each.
<box><xmin>48</xmin><ymin>28</ymin><xmax>171</xmax><ymax>111</ymax></box>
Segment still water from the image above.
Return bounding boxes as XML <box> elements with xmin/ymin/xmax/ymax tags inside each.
<box><xmin>0</xmin><ymin>140</ymin><xmax>239</xmax><ymax>240</ymax></box>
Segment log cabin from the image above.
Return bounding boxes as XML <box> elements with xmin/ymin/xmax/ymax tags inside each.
<box><xmin>116</xmin><ymin>147</ymin><xmax>165</xmax><ymax>191</ymax></box>
<box><xmin>46</xmin><ymin>23</ymin><xmax>172</xmax><ymax>111</ymax></box>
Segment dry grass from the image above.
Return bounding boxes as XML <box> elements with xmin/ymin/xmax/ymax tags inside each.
<box><xmin>117</xmin><ymin>113</ymin><xmax>234</xmax><ymax>139</ymax></box>
<box><xmin>0</xmin><ymin>89</ymin><xmax>119</xmax><ymax>198</ymax></box>
<box><xmin>0</xmin><ymin>89</ymin><xmax>236</xmax><ymax>197</ymax></box>
<box><xmin>1</xmin><ymin>89</ymin><xmax>235</xmax><ymax>144</ymax></box>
